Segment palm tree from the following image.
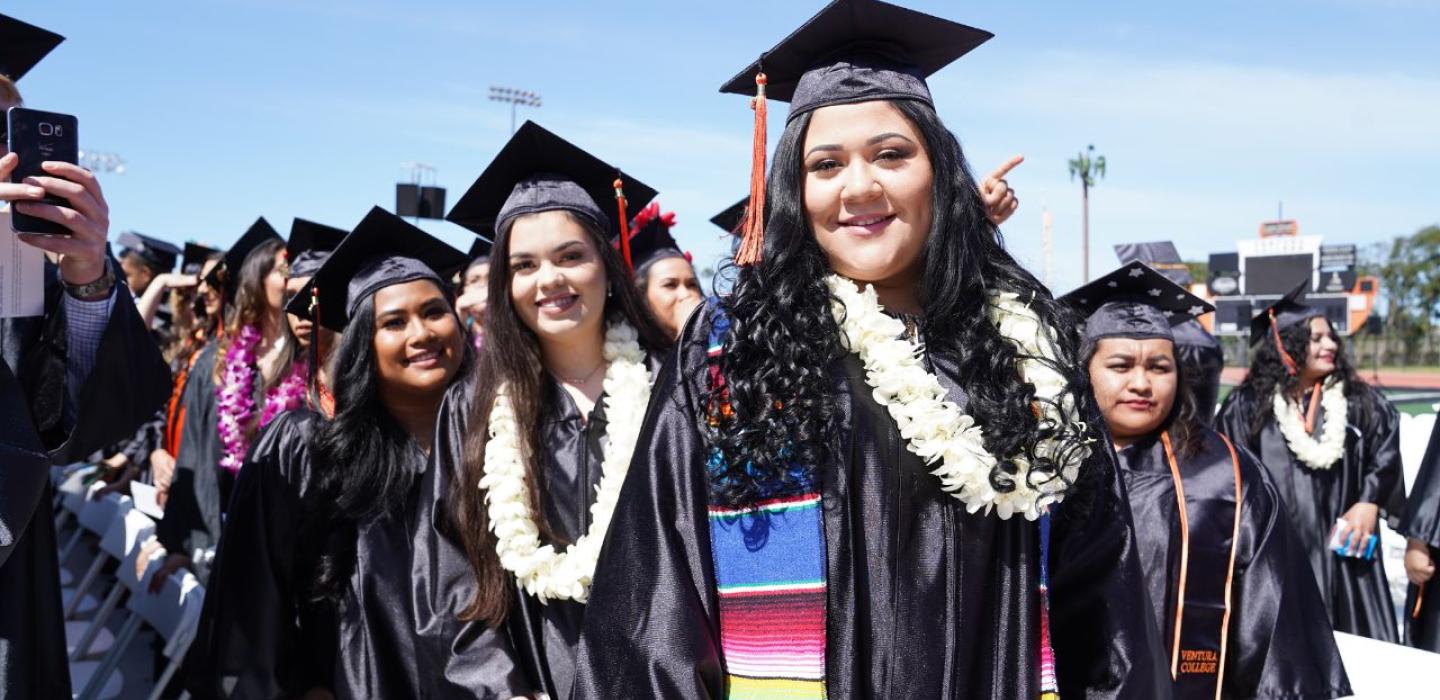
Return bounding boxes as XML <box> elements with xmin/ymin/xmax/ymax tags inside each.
<box><xmin>1068</xmin><ymin>145</ymin><xmax>1106</xmax><ymax>282</ymax></box>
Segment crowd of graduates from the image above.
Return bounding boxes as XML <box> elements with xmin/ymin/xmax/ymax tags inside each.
<box><xmin>5</xmin><ymin>2</ymin><xmax>1440</xmax><ymax>699</ymax></box>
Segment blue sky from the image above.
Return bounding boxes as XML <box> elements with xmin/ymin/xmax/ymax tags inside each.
<box><xmin>8</xmin><ymin>0</ymin><xmax>1438</xmax><ymax>294</ymax></box>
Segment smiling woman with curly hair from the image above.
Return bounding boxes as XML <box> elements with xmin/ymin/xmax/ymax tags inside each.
<box><xmin>572</xmin><ymin>2</ymin><xmax>1169</xmax><ymax>698</ymax></box>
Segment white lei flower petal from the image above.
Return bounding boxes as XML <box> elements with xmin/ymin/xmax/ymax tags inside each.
<box><xmin>1272</xmin><ymin>378</ymin><xmax>1348</xmax><ymax>470</ymax></box>
<box><xmin>825</xmin><ymin>276</ymin><xmax>1089</xmax><ymax>521</ymax></box>
<box><xmin>480</xmin><ymin>322</ymin><xmax>652</xmax><ymax>604</ymax></box>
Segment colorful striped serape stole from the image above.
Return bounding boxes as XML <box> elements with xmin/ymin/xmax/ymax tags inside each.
<box><xmin>708</xmin><ymin>493</ymin><xmax>827</xmax><ymax>699</ymax></box>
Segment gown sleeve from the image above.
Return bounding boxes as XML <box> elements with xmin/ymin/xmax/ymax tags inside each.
<box><xmin>44</xmin><ymin>277</ymin><xmax>172</xmax><ymax>463</ymax></box>
<box><xmin>1224</xmin><ymin>445</ymin><xmax>1352</xmax><ymax>699</ymax></box>
<box><xmin>181</xmin><ymin>411</ymin><xmax>334</xmax><ymax>699</ymax></box>
<box><xmin>571</xmin><ymin>312</ymin><xmax>725</xmax><ymax>699</ymax></box>
<box><xmin>1357</xmin><ymin>393</ymin><xmax>1404</xmax><ymax>519</ymax></box>
<box><xmin>1397</xmin><ymin>419</ymin><xmax>1440</xmax><ymax>548</ymax></box>
<box><xmin>0</xmin><ymin>269</ymin><xmax>169</xmax><ymax>568</ymax></box>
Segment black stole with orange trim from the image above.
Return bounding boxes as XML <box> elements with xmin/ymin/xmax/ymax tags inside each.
<box><xmin>1160</xmin><ymin>432</ymin><xmax>1243</xmax><ymax>700</ymax></box>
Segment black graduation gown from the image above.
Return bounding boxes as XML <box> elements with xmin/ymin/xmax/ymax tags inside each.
<box><xmin>0</xmin><ymin>263</ymin><xmax>170</xmax><ymax>699</ymax></box>
<box><xmin>436</xmin><ymin>365</ymin><xmax>661</xmax><ymax>700</ymax></box>
<box><xmin>157</xmin><ymin>344</ymin><xmax>234</xmax><ymax>580</ymax></box>
<box><xmin>1172</xmin><ymin>319</ymin><xmax>1224</xmax><ymax>426</ymax></box>
<box><xmin>1216</xmin><ymin>384</ymin><xmax>1404</xmax><ymax>643</ymax></box>
<box><xmin>1118</xmin><ymin>430</ymin><xmax>1351</xmax><ymax>699</ymax></box>
<box><xmin>184</xmin><ymin>408</ymin><xmax>528</xmax><ymax>699</ymax></box>
<box><xmin>572</xmin><ymin>312</ymin><xmax>1171</xmax><ymax>699</ymax></box>
<box><xmin>1396</xmin><ymin>416</ymin><xmax>1440</xmax><ymax>652</ymax></box>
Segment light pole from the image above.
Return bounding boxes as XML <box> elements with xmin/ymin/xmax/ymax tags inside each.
<box><xmin>1067</xmin><ymin>144</ymin><xmax>1106</xmax><ymax>283</ymax></box>
<box><xmin>489</xmin><ymin>86</ymin><xmax>542</xmax><ymax>135</ymax></box>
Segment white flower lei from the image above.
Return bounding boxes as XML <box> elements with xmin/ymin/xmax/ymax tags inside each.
<box><xmin>826</xmin><ymin>276</ymin><xmax>1089</xmax><ymax>520</ymax></box>
<box><xmin>1272</xmin><ymin>377</ymin><xmax>1347</xmax><ymax>470</ymax></box>
<box><xmin>479</xmin><ymin>321</ymin><xmax>652</xmax><ymax>603</ymax></box>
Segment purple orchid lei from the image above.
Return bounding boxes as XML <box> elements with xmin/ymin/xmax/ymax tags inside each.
<box><xmin>259</xmin><ymin>358</ymin><xmax>309</xmax><ymax>427</ymax></box>
<box><xmin>216</xmin><ymin>324</ymin><xmax>262</xmax><ymax>473</ymax></box>
<box><xmin>217</xmin><ymin>328</ymin><xmax>316</xmax><ymax>473</ymax></box>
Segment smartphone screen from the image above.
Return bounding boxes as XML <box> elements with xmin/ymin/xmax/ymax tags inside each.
<box><xmin>6</xmin><ymin>106</ymin><xmax>78</xmax><ymax>236</ymax></box>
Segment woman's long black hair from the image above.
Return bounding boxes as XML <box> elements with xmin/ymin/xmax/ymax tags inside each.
<box><xmin>709</xmin><ymin>99</ymin><xmax>1096</xmax><ymax>508</ymax></box>
<box><xmin>452</xmin><ymin>210</ymin><xmax>672</xmax><ymax>626</ymax></box>
<box><xmin>302</xmin><ymin>291</ymin><xmax>473</xmax><ymax>602</ymax></box>
<box><xmin>1081</xmin><ymin>337</ymin><xmax>1204</xmax><ymax>460</ymax></box>
<box><xmin>1237</xmin><ymin>315</ymin><xmax>1373</xmax><ymax>443</ymax></box>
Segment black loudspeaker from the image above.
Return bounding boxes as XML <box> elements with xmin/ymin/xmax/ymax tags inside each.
<box><xmin>396</xmin><ymin>184</ymin><xmax>447</xmax><ymax>219</ymax></box>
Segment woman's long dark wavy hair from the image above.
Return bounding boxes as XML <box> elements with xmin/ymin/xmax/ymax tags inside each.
<box><xmin>301</xmin><ymin>290</ymin><xmax>474</xmax><ymax>602</ymax></box>
<box><xmin>1081</xmin><ymin>337</ymin><xmax>1204</xmax><ymax>460</ymax></box>
<box><xmin>1238</xmin><ymin>315</ymin><xmax>1374</xmax><ymax>443</ymax></box>
<box><xmin>709</xmin><ymin>99</ymin><xmax>1095</xmax><ymax>508</ymax></box>
<box><xmin>211</xmin><ymin>238</ymin><xmax>285</xmax><ymax>384</ymax></box>
<box><xmin>452</xmin><ymin>210</ymin><xmax>672</xmax><ymax>626</ymax></box>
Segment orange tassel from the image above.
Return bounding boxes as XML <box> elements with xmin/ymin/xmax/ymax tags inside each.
<box><xmin>734</xmin><ymin>73</ymin><xmax>768</xmax><ymax>267</ymax></box>
<box><xmin>1269</xmin><ymin>309</ymin><xmax>1298</xmax><ymax>376</ymax></box>
<box><xmin>1303</xmin><ymin>382</ymin><xmax>1322</xmax><ymax>434</ymax></box>
<box><xmin>614</xmin><ymin>178</ymin><xmax>633</xmax><ymax>275</ymax></box>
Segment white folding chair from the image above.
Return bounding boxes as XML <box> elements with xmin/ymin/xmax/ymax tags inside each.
<box><xmin>68</xmin><ymin>536</ymin><xmax>163</xmax><ymax>700</ymax></box>
<box><xmin>54</xmin><ymin>466</ymin><xmax>99</xmax><ymax>551</ymax></box>
<box><xmin>63</xmin><ymin>492</ymin><xmax>132</xmax><ymax>620</ymax></box>
<box><xmin>78</xmin><ymin>569</ymin><xmax>203</xmax><ymax>700</ymax></box>
<box><xmin>69</xmin><ymin>509</ymin><xmax>157</xmax><ymax>660</ymax></box>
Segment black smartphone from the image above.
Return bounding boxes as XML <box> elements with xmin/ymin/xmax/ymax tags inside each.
<box><xmin>6</xmin><ymin>106</ymin><xmax>79</xmax><ymax>236</ymax></box>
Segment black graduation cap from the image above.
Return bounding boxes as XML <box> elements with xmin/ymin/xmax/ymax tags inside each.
<box><xmin>1113</xmin><ymin>241</ymin><xmax>1192</xmax><ymax>286</ymax></box>
<box><xmin>286</xmin><ymin>218</ymin><xmax>347</xmax><ymax>279</ymax></box>
<box><xmin>204</xmin><ymin>217</ymin><xmax>283</xmax><ymax>300</ymax></box>
<box><xmin>1059</xmin><ymin>261</ymin><xmax>1214</xmax><ymax>343</ymax></box>
<box><xmin>467</xmin><ymin>237</ymin><xmax>494</xmax><ymax>262</ymax></box>
<box><xmin>117</xmin><ymin>232</ymin><xmax>181</xmax><ymax>274</ymax></box>
<box><xmin>1248</xmin><ymin>277</ymin><xmax>1319</xmax><ymax>346</ymax></box>
<box><xmin>0</xmin><ymin>14</ymin><xmax>64</xmax><ymax>82</ymax></box>
<box><xmin>710</xmin><ymin>197</ymin><xmax>750</xmax><ymax>237</ymax></box>
<box><xmin>181</xmin><ymin>242</ymin><xmax>220</xmax><ymax>275</ymax></box>
<box><xmin>624</xmin><ymin>203</ymin><xmax>685</xmax><ymax>270</ymax></box>
<box><xmin>286</xmin><ymin>206</ymin><xmax>468</xmax><ymax>332</ymax></box>
<box><xmin>718</xmin><ymin>0</ymin><xmax>992</xmax><ymax>121</ymax></box>
<box><xmin>445</xmin><ymin>121</ymin><xmax>658</xmax><ymax>243</ymax></box>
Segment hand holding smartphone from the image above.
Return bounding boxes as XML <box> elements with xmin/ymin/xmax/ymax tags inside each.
<box><xmin>6</xmin><ymin>106</ymin><xmax>78</xmax><ymax>236</ymax></box>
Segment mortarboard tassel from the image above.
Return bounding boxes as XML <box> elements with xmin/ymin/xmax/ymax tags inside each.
<box><xmin>615</xmin><ymin>178</ymin><xmax>634</xmax><ymax>275</ymax></box>
<box><xmin>307</xmin><ymin>285</ymin><xmax>321</xmax><ymax>396</ymax></box>
<box><xmin>734</xmin><ymin>72</ymin><xmax>768</xmax><ymax>267</ymax></box>
<box><xmin>1268</xmin><ymin>309</ymin><xmax>1299</xmax><ymax>376</ymax></box>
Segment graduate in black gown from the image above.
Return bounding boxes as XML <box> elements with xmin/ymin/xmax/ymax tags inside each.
<box><xmin>185</xmin><ymin>207</ymin><xmax>527</xmax><ymax>698</ymax></box>
<box><xmin>1217</xmin><ymin>280</ymin><xmax>1405</xmax><ymax>643</ymax></box>
<box><xmin>624</xmin><ymin>202</ymin><xmax>705</xmax><ymax>340</ymax></box>
<box><xmin>0</xmin><ymin>13</ymin><xmax>170</xmax><ymax>697</ymax></box>
<box><xmin>439</xmin><ymin>122</ymin><xmax>671</xmax><ymax>700</ymax></box>
<box><xmin>1398</xmin><ymin>416</ymin><xmax>1440</xmax><ymax>651</ymax></box>
<box><xmin>141</xmin><ymin>245</ymin><xmax>225</xmax><ymax>505</ymax></box>
<box><xmin>155</xmin><ymin>219</ymin><xmax>285</xmax><ymax>583</ymax></box>
<box><xmin>1063</xmin><ymin>262</ymin><xmax>1350</xmax><ymax>700</ymax></box>
<box><xmin>455</xmin><ymin>238</ymin><xmax>493</xmax><ymax>351</ymax></box>
<box><xmin>574</xmin><ymin>3</ymin><xmax>1168</xmax><ymax>697</ymax></box>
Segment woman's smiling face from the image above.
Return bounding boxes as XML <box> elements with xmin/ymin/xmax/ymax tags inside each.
<box><xmin>802</xmin><ymin>100</ymin><xmax>934</xmax><ymax>289</ymax></box>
